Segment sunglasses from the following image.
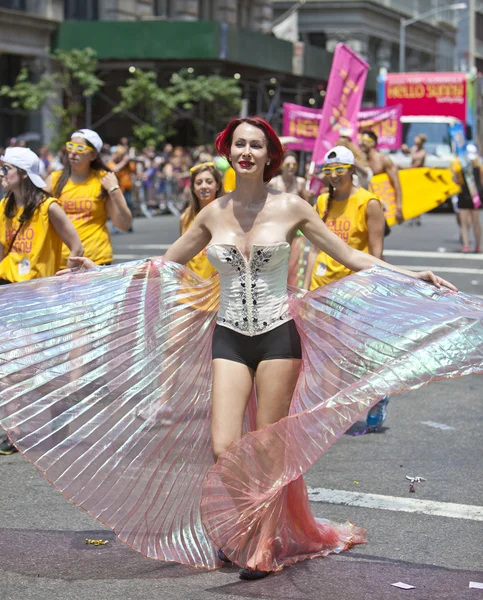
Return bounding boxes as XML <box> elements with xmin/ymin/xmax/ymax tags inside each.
<box><xmin>321</xmin><ymin>164</ymin><xmax>352</xmax><ymax>175</ymax></box>
<box><xmin>65</xmin><ymin>142</ymin><xmax>90</xmax><ymax>154</ymax></box>
<box><xmin>1</xmin><ymin>165</ymin><xmax>9</xmax><ymax>176</ymax></box>
<box><xmin>283</xmin><ymin>162</ymin><xmax>298</xmax><ymax>169</ymax></box>
<box><xmin>190</xmin><ymin>161</ymin><xmax>215</xmax><ymax>174</ymax></box>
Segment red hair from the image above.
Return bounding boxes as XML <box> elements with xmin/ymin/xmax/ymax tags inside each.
<box><xmin>215</xmin><ymin>117</ymin><xmax>284</xmax><ymax>182</ymax></box>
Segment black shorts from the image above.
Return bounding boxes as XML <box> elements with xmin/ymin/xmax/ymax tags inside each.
<box><xmin>212</xmin><ymin>320</ymin><xmax>302</xmax><ymax>371</ymax></box>
<box><xmin>458</xmin><ymin>191</ymin><xmax>474</xmax><ymax>210</ymax></box>
<box><xmin>0</xmin><ymin>278</ymin><xmax>11</xmax><ymax>285</ymax></box>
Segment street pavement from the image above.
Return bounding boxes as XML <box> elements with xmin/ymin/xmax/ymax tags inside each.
<box><xmin>1</xmin><ymin>213</ymin><xmax>482</xmax><ymax>600</ymax></box>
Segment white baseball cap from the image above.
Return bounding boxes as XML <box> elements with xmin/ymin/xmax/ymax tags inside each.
<box><xmin>0</xmin><ymin>147</ymin><xmax>46</xmax><ymax>189</ymax></box>
<box><xmin>466</xmin><ymin>143</ymin><xmax>478</xmax><ymax>160</ymax></box>
<box><xmin>323</xmin><ymin>146</ymin><xmax>355</xmax><ymax>166</ymax></box>
<box><xmin>71</xmin><ymin>128</ymin><xmax>103</xmax><ymax>153</ymax></box>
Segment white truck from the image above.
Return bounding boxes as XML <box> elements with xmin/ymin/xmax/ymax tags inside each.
<box><xmin>388</xmin><ymin>115</ymin><xmax>463</xmax><ymax>169</ymax></box>
<box><xmin>387</xmin><ymin>115</ymin><xmax>465</xmax><ymax>211</ymax></box>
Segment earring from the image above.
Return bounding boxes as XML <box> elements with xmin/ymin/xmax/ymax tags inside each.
<box><xmin>266</xmin><ymin>160</ymin><xmax>271</xmax><ymax>165</ymax></box>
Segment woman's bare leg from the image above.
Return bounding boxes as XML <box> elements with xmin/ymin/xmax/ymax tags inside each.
<box><xmin>255</xmin><ymin>359</ymin><xmax>301</xmax><ymax>429</ymax></box>
<box><xmin>211</xmin><ymin>359</ymin><xmax>254</xmax><ymax>460</ymax></box>
<box><xmin>460</xmin><ymin>209</ymin><xmax>471</xmax><ymax>248</ymax></box>
<box><xmin>471</xmin><ymin>209</ymin><xmax>481</xmax><ymax>249</ymax></box>
<box><xmin>245</xmin><ymin>358</ymin><xmax>301</xmax><ymax>570</ymax></box>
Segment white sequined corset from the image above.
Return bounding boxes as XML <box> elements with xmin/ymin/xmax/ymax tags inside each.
<box><xmin>206</xmin><ymin>242</ymin><xmax>292</xmax><ymax>336</ymax></box>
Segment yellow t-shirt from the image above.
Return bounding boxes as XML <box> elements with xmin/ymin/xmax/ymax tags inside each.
<box><xmin>310</xmin><ymin>188</ymin><xmax>382</xmax><ymax>290</ymax></box>
<box><xmin>51</xmin><ymin>170</ymin><xmax>112</xmax><ymax>267</ymax></box>
<box><xmin>223</xmin><ymin>167</ymin><xmax>236</xmax><ymax>192</ymax></box>
<box><xmin>0</xmin><ymin>196</ymin><xmax>62</xmax><ymax>282</ymax></box>
<box><xmin>180</xmin><ymin>212</ymin><xmax>216</xmax><ymax>279</ymax></box>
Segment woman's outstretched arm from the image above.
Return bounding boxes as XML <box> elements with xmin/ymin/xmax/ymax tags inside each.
<box><xmin>164</xmin><ymin>205</ymin><xmax>212</xmax><ymax>265</ymax></box>
<box><xmin>292</xmin><ymin>196</ymin><xmax>457</xmax><ymax>291</ymax></box>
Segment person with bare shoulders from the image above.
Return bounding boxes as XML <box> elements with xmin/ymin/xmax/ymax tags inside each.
<box><xmin>360</xmin><ymin>130</ymin><xmax>404</xmax><ymax>224</ymax></box>
<box><xmin>269</xmin><ymin>151</ymin><xmax>310</xmax><ymax>285</ymax></box>
<box><xmin>402</xmin><ymin>134</ymin><xmax>427</xmax><ymax>169</ymax></box>
<box><xmin>61</xmin><ymin>117</ymin><xmax>456</xmax><ymax>580</ymax></box>
<box><xmin>269</xmin><ymin>151</ymin><xmax>306</xmax><ymax>198</ymax></box>
<box><xmin>336</xmin><ymin>133</ymin><xmax>373</xmax><ymax>190</ymax></box>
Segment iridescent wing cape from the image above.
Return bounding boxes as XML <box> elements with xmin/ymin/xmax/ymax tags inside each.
<box><xmin>0</xmin><ymin>258</ymin><xmax>482</xmax><ymax>571</ymax></box>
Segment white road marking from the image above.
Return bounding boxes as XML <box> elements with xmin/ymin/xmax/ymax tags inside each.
<box><xmin>384</xmin><ymin>250</ymin><xmax>483</xmax><ymax>261</ymax></box>
<box><xmin>420</xmin><ymin>421</ymin><xmax>455</xmax><ymax>431</ymax></box>
<box><xmin>120</xmin><ymin>244</ymin><xmax>171</xmax><ymax>250</ymax></box>
<box><xmin>390</xmin><ymin>265</ymin><xmax>483</xmax><ymax>275</ymax></box>
<box><xmin>307</xmin><ymin>487</ymin><xmax>483</xmax><ymax>521</ymax></box>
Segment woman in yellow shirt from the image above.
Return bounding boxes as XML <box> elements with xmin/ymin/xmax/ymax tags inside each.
<box><xmin>305</xmin><ymin>146</ymin><xmax>385</xmax><ymax>288</ymax></box>
<box><xmin>0</xmin><ymin>147</ymin><xmax>83</xmax><ymax>285</ymax></box>
<box><xmin>180</xmin><ymin>162</ymin><xmax>223</xmax><ymax>278</ymax></box>
<box><xmin>45</xmin><ymin>128</ymin><xmax>132</xmax><ymax>267</ymax></box>
<box><xmin>0</xmin><ymin>147</ymin><xmax>83</xmax><ymax>456</ymax></box>
<box><xmin>304</xmin><ymin>146</ymin><xmax>389</xmax><ymax>431</ymax></box>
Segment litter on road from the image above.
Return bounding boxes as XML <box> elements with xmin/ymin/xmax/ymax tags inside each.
<box><xmin>391</xmin><ymin>582</ymin><xmax>416</xmax><ymax>590</ymax></box>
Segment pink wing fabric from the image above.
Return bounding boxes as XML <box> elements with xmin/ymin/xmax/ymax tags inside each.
<box><xmin>1</xmin><ymin>259</ymin><xmax>483</xmax><ymax>572</ymax></box>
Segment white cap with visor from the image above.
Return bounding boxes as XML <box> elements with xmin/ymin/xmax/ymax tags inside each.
<box><xmin>0</xmin><ymin>147</ymin><xmax>46</xmax><ymax>189</ymax></box>
<box><xmin>71</xmin><ymin>128</ymin><xmax>103</xmax><ymax>153</ymax></box>
<box><xmin>323</xmin><ymin>146</ymin><xmax>355</xmax><ymax>166</ymax></box>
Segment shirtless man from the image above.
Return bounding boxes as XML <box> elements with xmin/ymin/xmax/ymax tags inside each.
<box><xmin>360</xmin><ymin>130</ymin><xmax>404</xmax><ymax>224</ymax></box>
<box><xmin>402</xmin><ymin>134</ymin><xmax>427</xmax><ymax>168</ymax></box>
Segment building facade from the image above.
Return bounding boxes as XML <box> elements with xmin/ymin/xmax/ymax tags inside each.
<box><xmin>0</xmin><ymin>0</ymin><xmax>62</xmax><ymax>144</ymax></box>
<box><xmin>0</xmin><ymin>0</ymin><xmax>380</xmax><ymax>145</ymax></box>
<box><xmin>61</xmin><ymin>0</ymin><xmax>273</xmax><ymax>29</ymax></box>
<box><xmin>455</xmin><ymin>2</ymin><xmax>483</xmax><ymax>73</ymax></box>
<box><xmin>273</xmin><ymin>0</ymin><xmax>458</xmax><ymax>74</ymax></box>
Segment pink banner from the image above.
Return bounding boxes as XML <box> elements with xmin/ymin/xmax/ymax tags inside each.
<box><xmin>282</xmin><ymin>103</ymin><xmax>321</xmax><ymax>152</ymax></box>
<box><xmin>312</xmin><ymin>43</ymin><xmax>368</xmax><ymax>164</ymax></box>
<box><xmin>358</xmin><ymin>105</ymin><xmax>402</xmax><ymax>150</ymax></box>
<box><xmin>384</xmin><ymin>72</ymin><xmax>467</xmax><ymax>122</ymax></box>
<box><xmin>282</xmin><ymin>104</ymin><xmax>402</xmax><ymax>151</ymax></box>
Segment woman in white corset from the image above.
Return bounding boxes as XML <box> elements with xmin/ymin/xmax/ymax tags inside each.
<box><xmin>62</xmin><ymin>117</ymin><xmax>455</xmax><ymax>579</ymax></box>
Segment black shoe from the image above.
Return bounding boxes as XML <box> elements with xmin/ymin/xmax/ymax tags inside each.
<box><xmin>217</xmin><ymin>548</ymin><xmax>232</xmax><ymax>564</ymax></box>
<box><xmin>0</xmin><ymin>438</ymin><xmax>18</xmax><ymax>455</ymax></box>
<box><xmin>239</xmin><ymin>568</ymin><xmax>271</xmax><ymax>581</ymax></box>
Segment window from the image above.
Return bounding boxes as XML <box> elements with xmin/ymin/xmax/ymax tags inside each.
<box><xmin>237</xmin><ymin>0</ymin><xmax>252</xmax><ymax>28</ymax></box>
<box><xmin>0</xmin><ymin>0</ymin><xmax>27</xmax><ymax>9</ymax></box>
<box><xmin>476</xmin><ymin>12</ymin><xmax>483</xmax><ymax>42</ymax></box>
<box><xmin>155</xmin><ymin>0</ymin><xmax>172</xmax><ymax>17</ymax></box>
<box><xmin>199</xmin><ymin>0</ymin><xmax>215</xmax><ymax>20</ymax></box>
<box><xmin>64</xmin><ymin>0</ymin><xmax>99</xmax><ymax>20</ymax></box>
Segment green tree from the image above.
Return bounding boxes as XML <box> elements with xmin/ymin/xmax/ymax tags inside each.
<box><xmin>0</xmin><ymin>48</ymin><xmax>103</xmax><ymax>150</ymax></box>
<box><xmin>116</xmin><ymin>68</ymin><xmax>241</xmax><ymax>148</ymax></box>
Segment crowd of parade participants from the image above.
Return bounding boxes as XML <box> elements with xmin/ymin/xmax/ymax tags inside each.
<box><xmin>0</xmin><ymin>125</ymin><xmax>482</xmax><ymax>456</ymax></box>
<box><xmin>0</xmin><ymin>119</ymin><xmax>481</xmax><ymax>581</ymax></box>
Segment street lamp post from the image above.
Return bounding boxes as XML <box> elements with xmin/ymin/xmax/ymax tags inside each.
<box><xmin>399</xmin><ymin>3</ymin><xmax>467</xmax><ymax>73</ymax></box>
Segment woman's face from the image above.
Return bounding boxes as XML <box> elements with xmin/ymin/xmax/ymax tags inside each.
<box><xmin>193</xmin><ymin>169</ymin><xmax>219</xmax><ymax>207</ymax></box>
<box><xmin>0</xmin><ymin>163</ymin><xmax>22</xmax><ymax>191</ymax></box>
<box><xmin>230</xmin><ymin>122</ymin><xmax>269</xmax><ymax>179</ymax></box>
<box><xmin>282</xmin><ymin>156</ymin><xmax>297</xmax><ymax>176</ymax></box>
<box><xmin>321</xmin><ymin>162</ymin><xmax>353</xmax><ymax>188</ymax></box>
<box><xmin>67</xmin><ymin>136</ymin><xmax>95</xmax><ymax>169</ymax></box>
